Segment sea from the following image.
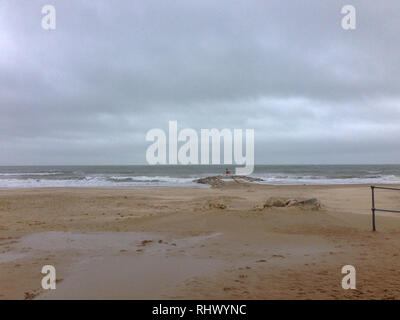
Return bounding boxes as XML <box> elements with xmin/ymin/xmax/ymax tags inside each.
<box><xmin>0</xmin><ymin>165</ymin><xmax>399</xmax><ymax>188</ymax></box>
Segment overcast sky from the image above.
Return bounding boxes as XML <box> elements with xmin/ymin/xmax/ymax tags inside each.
<box><xmin>1</xmin><ymin>0</ymin><xmax>399</xmax><ymax>165</ymax></box>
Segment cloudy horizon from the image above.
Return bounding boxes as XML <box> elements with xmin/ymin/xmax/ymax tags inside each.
<box><xmin>1</xmin><ymin>1</ymin><xmax>399</xmax><ymax>165</ymax></box>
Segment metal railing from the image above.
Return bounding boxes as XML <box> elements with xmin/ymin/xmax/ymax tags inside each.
<box><xmin>371</xmin><ymin>185</ymin><xmax>400</xmax><ymax>231</ymax></box>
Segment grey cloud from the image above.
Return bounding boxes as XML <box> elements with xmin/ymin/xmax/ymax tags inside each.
<box><xmin>0</xmin><ymin>0</ymin><xmax>399</xmax><ymax>164</ymax></box>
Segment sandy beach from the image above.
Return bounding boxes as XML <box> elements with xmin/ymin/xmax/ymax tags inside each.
<box><xmin>1</xmin><ymin>182</ymin><xmax>400</xmax><ymax>300</ymax></box>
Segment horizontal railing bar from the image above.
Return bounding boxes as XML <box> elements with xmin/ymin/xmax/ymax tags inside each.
<box><xmin>374</xmin><ymin>208</ymin><xmax>400</xmax><ymax>213</ymax></box>
<box><xmin>371</xmin><ymin>186</ymin><xmax>400</xmax><ymax>191</ymax></box>
<box><xmin>370</xmin><ymin>186</ymin><xmax>400</xmax><ymax>231</ymax></box>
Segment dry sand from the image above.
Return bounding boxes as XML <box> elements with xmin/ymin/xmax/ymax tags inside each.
<box><xmin>1</xmin><ymin>183</ymin><xmax>400</xmax><ymax>299</ymax></box>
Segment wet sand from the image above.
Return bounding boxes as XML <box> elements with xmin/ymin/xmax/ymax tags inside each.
<box><xmin>1</xmin><ymin>183</ymin><xmax>400</xmax><ymax>299</ymax></box>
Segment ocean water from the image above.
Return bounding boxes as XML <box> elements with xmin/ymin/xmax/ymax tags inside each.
<box><xmin>0</xmin><ymin>165</ymin><xmax>400</xmax><ymax>188</ymax></box>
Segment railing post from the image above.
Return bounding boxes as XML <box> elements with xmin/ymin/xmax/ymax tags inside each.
<box><xmin>371</xmin><ymin>185</ymin><xmax>376</xmax><ymax>231</ymax></box>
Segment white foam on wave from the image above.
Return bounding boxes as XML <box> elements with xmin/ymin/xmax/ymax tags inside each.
<box><xmin>254</xmin><ymin>173</ymin><xmax>400</xmax><ymax>185</ymax></box>
<box><xmin>1</xmin><ymin>172</ymin><xmax>400</xmax><ymax>188</ymax></box>
<box><xmin>0</xmin><ymin>175</ymin><xmax>202</xmax><ymax>188</ymax></box>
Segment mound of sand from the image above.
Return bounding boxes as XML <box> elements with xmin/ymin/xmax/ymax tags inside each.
<box><xmin>206</xmin><ymin>200</ymin><xmax>227</xmax><ymax>210</ymax></box>
<box><xmin>263</xmin><ymin>197</ymin><xmax>322</xmax><ymax>210</ymax></box>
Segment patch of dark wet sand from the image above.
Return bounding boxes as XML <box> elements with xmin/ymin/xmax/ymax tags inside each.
<box><xmin>0</xmin><ymin>231</ymin><xmax>224</xmax><ymax>299</ymax></box>
<box><xmin>38</xmin><ymin>254</ymin><xmax>222</xmax><ymax>299</ymax></box>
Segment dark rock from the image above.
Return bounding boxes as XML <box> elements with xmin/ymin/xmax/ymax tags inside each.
<box><xmin>193</xmin><ymin>175</ymin><xmax>263</xmax><ymax>187</ymax></box>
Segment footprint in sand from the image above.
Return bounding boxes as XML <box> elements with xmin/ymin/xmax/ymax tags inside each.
<box><xmin>223</xmin><ymin>287</ymin><xmax>234</xmax><ymax>292</ymax></box>
<box><xmin>140</xmin><ymin>240</ymin><xmax>153</xmax><ymax>246</ymax></box>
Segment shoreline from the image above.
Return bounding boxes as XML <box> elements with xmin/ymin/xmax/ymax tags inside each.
<box><xmin>1</xmin><ymin>182</ymin><xmax>400</xmax><ymax>194</ymax></box>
